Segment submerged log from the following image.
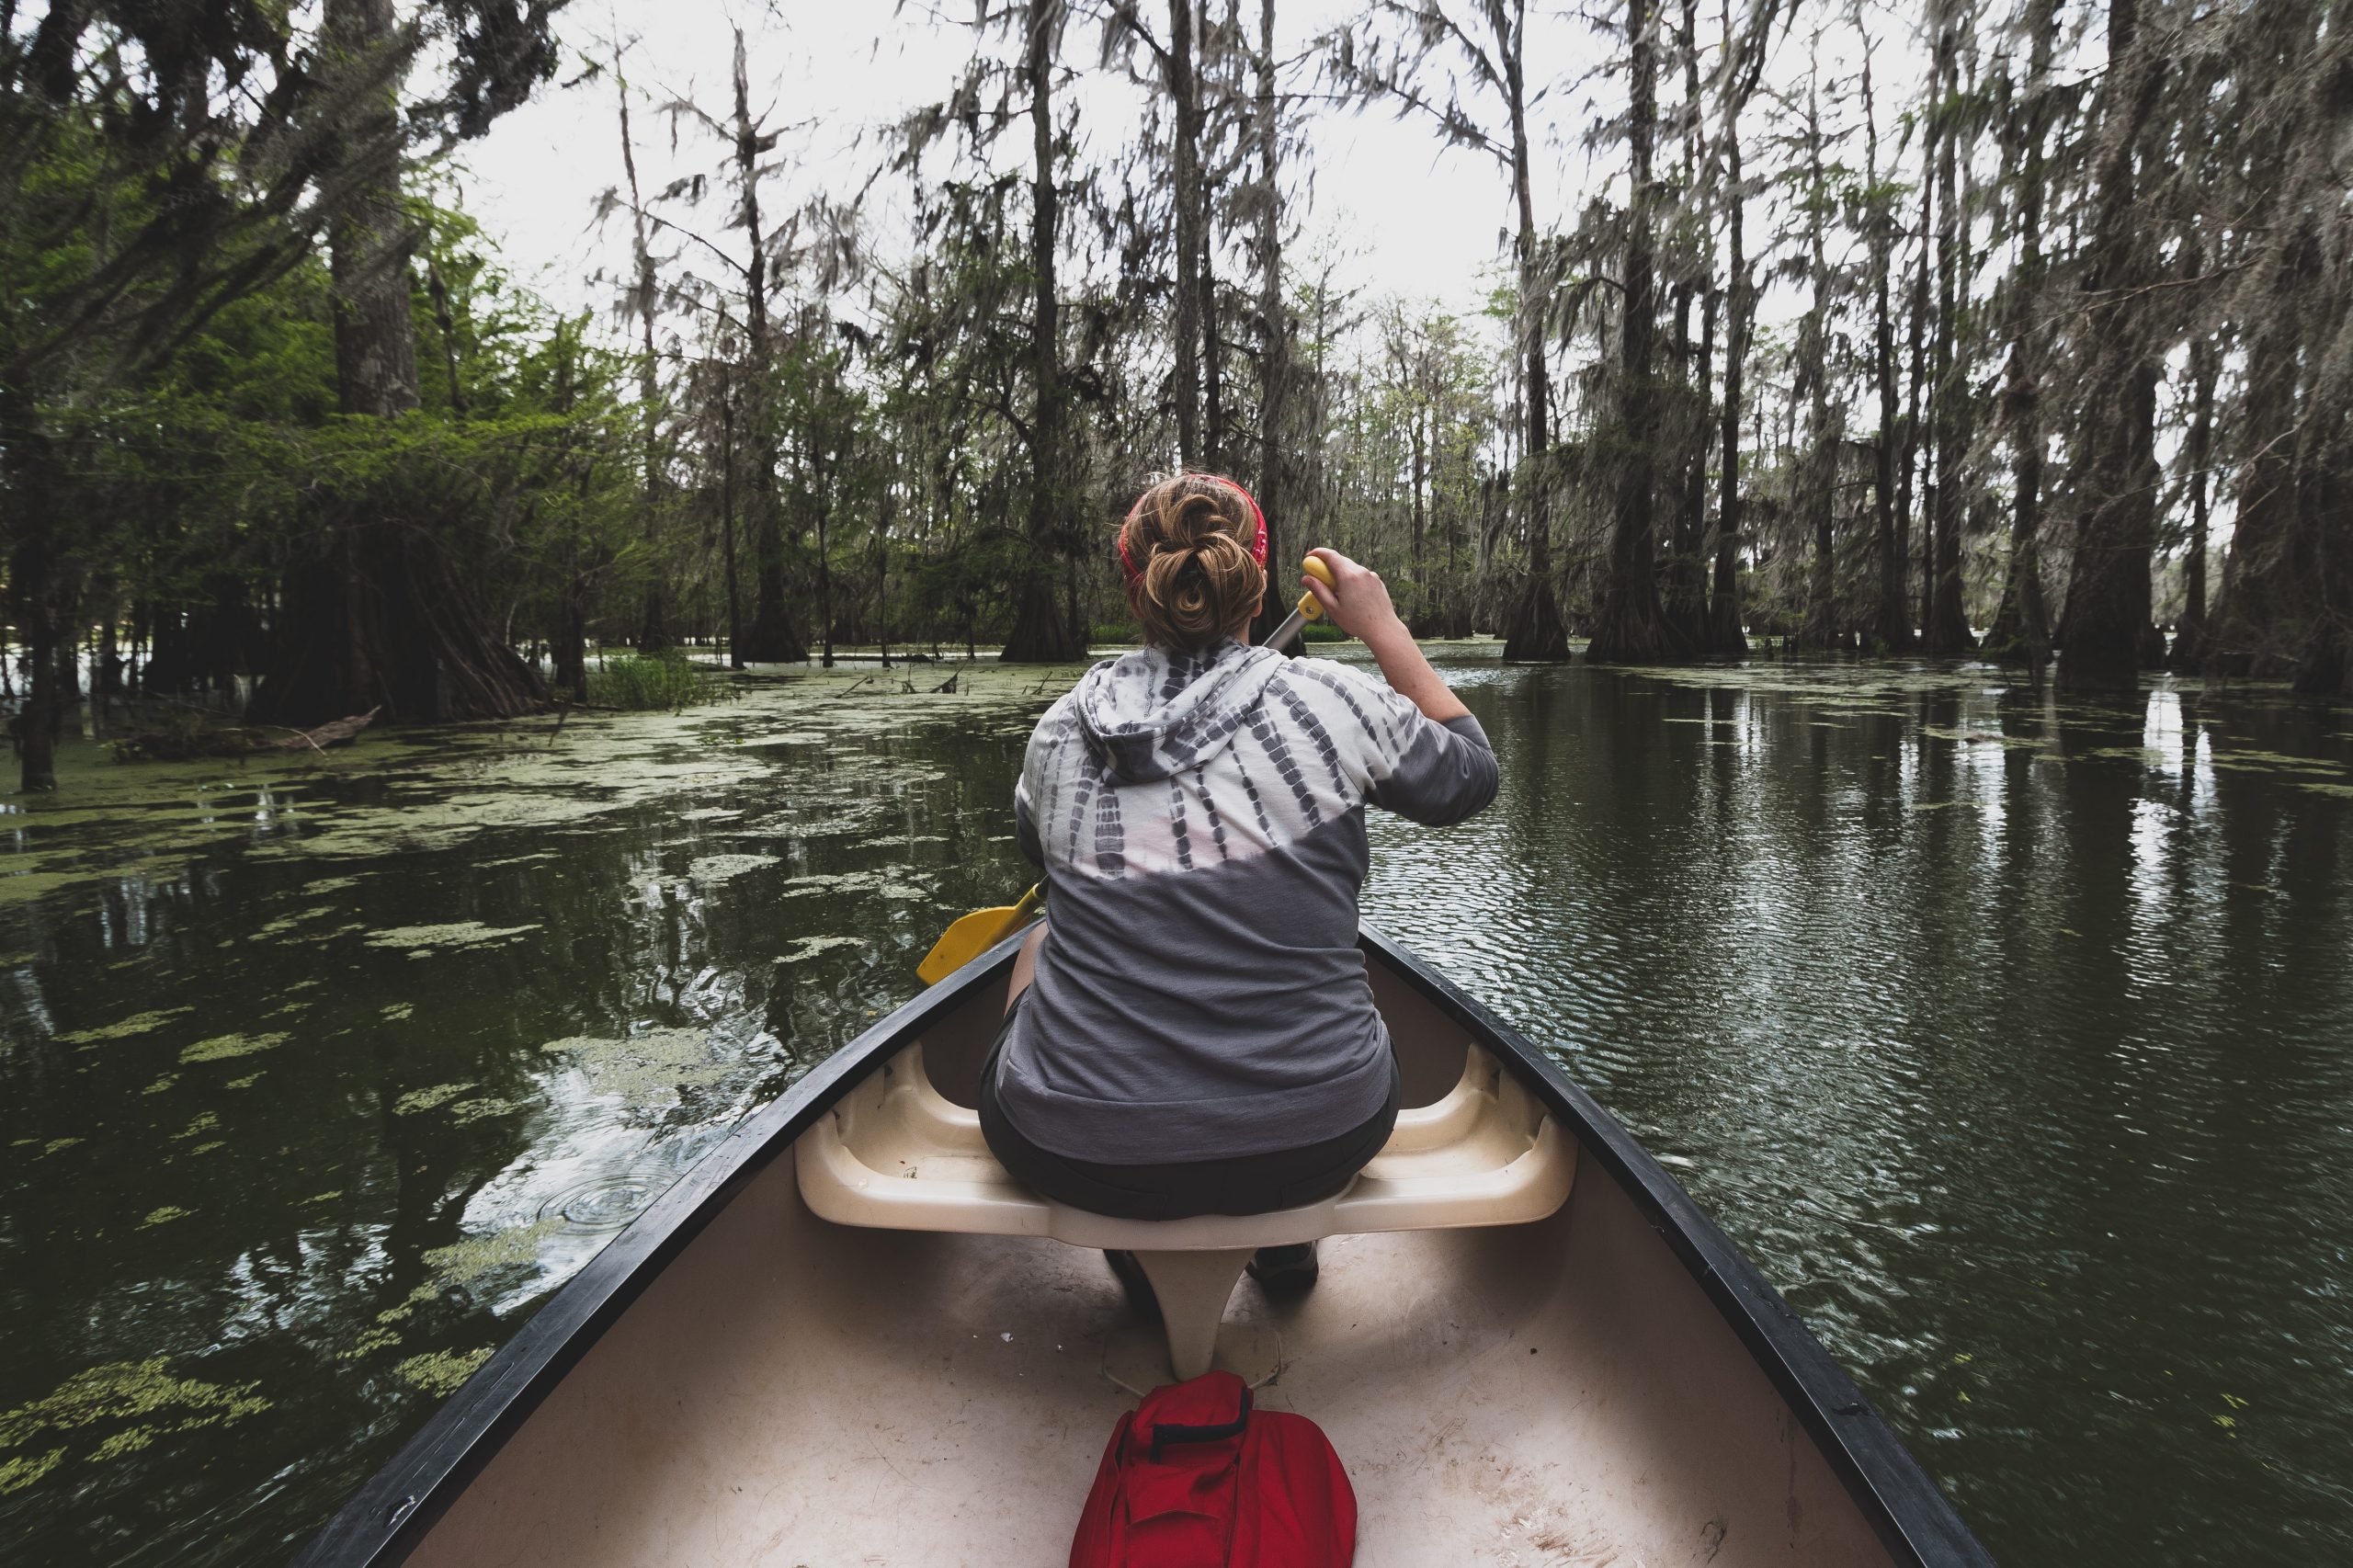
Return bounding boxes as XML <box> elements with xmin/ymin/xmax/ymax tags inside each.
<box><xmin>269</xmin><ymin>707</ymin><xmax>381</xmax><ymax>753</ymax></box>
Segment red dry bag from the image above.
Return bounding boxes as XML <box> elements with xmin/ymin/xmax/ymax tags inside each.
<box><xmin>1068</xmin><ymin>1370</ymin><xmax>1357</xmax><ymax>1568</ymax></box>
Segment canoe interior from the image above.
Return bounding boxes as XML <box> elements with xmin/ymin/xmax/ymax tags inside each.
<box><xmin>381</xmin><ymin>954</ymin><xmax>1923</xmax><ymax>1568</ymax></box>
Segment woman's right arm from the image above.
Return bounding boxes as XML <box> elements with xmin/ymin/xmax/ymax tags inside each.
<box><xmin>1300</xmin><ymin>548</ymin><xmax>1471</xmax><ymax>724</ymax></box>
<box><xmin>1297</xmin><ymin>548</ymin><xmax>1496</xmax><ymax>826</ymax></box>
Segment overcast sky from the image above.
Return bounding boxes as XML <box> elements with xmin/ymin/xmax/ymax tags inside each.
<box><xmin>449</xmin><ymin>2</ymin><xmax>1945</xmax><ymax>355</ymax></box>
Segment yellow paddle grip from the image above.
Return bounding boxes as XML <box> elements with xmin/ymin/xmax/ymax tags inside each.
<box><xmin>1298</xmin><ymin>555</ymin><xmax>1336</xmax><ymax>622</ymax></box>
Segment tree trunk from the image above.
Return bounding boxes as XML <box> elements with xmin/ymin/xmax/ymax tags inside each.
<box><xmin>733</xmin><ymin>29</ymin><xmax>806</xmax><ymax>664</ymax></box>
<box><xmin>2171</xmin><ymin>323</ymin><xmax>2217</xmax><ymax>671</ymax></box>
<box><xmin>2057</xmin><ymin>0</ymin><xmax>2165</xmax><ymax>693</ymax></box>
<box><xmin>1923</xmin><ymin>13</ymin><xmax>1975</xmax><ymax>656</ymax></box>
<box><xmin>1708</xmin><ymin>38</ymin><xmax>1750</xmax><ymax>659</ymax></box>
<box><xmin>1797</xmin><ymin>71</ymin><xmax>1840</xmax><ymax>653</ymax></box>
<box><xmin>1669</xmin><ymin>284</ymin><xmax>1715</xmax><ymax>650</ymax></box>
<box><xmin>1201</xmin><ymin>192</ymin><xmax>1223</xmax><ymax>470</ymax></box>
<box><xmin>1247</xmin><ymin>0</ymin><xmax>1290</xmax><ymax>647</ymax></box>
<box><xmin>876</xmin><ymin>482</ymin><xmax>894</xmax><ymax>667</ymax></box>
<box><xmin>2206</xmin><ymin>218</ymin><xmax>2309</xmax><ymax>677</ymax></box>
<box><xmin>1586</xmin><ymin>0</ymin><xmax>1673</xmax><ymax>665</ymax></box>
<box><xmin>1891</xmin><ymin>210</ymin><xmax>1926</xmax><ymax>651</ymax></box>
<box><xmin>1411</xmin><ymin>390</ymin><xmax>1429</xmax><ymax>627</ymax></box>
<box><xmin>1861</xmin><ymin>21</ymin><xmax>1910</xmax><ymax>652</ymax></box>
<box><xmin>1170</xmin><ymin>0</ymin><xmax>1204</xmax><ymax>465</ymax></box>
<box><xmin>2290</xmin><ymin>371</ymin><xmax>2351</xmax><ymax>697</ymax></box>
<box><xmin>251</xmin><ymin>0</ymin><xmax>545</xmax><ymax>727</ymax></box>
<box><xmin>0</xmin><ymin>384</ymin><xmax>68</xmax><ymax>790</ymax></box>
<box><xmin>1983</xmin><ymin>0</ymin><xmax>2057</xmax><ymax>671</ymax></box>
<box><xmin>326</xmin><ymin>0</ymin><xmax>421</xmax><ymax>424</ymax></box>
<box><xmin>1499</xmin><ymin>0</ymin><xmax>1568</xmax><ymax>660</ymax></box>
<box><xmin>2204</xmin><ymin>7</ymin><xmax>2346</xmax><ymax>684</ymax></box>
<box><xmin>553</xmin><ymin>569</ymin><xmax>587</xmax><ymax>702</ymax></box>
<box><xmin>617</xmin><ymin>50</ymin><xmax>671</xmax><ymax>653</ymax></box>
<box><xmin>1658</xmin><ymin>0</ymin><xmax>1709</xmax><ymax>651</ymax></box>
<box><xmin>720</xmin><ymin>358</ymin><xmax>745</xmax><ymax>668</ymax></box>
<box><xmin>1004</xmin><ymin>0</ymin><xmax>1086</xmax><ymax>663</ymax></box>
<box><xmin>816</xmin><ymin>502</ymin><xmax>835</xmax><ymax>667</ymax></box>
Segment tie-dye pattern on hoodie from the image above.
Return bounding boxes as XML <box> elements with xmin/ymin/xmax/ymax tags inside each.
<box><xmin>998</xmin><ymin>639</ymin><xmax>1497</xmax><ymax>1164</ymax></box>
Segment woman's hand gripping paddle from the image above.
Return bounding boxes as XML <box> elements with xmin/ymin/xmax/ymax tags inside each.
<box><xmin>915</xmin><ymin>882</ymin><xmax>1042</xmax><ymax>985</ymax></box>
<box><xmin>916</xmin><ymin>557</ymin><xmax>1329</xmax><ymax>985</ymax></box>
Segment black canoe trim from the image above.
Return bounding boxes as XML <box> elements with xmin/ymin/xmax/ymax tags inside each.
<box><xmin>295</xmin><ymin>928</ymin><xmax>1994</xmax><ymax>1568</ymax></box>
<box><xmin>1359</xmin><ymin>927</ymin><xmax>1995</xmax><ymax>1568</ymax></box>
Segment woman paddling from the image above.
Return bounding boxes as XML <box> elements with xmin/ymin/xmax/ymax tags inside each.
<box><xmin>978</xmin><ymin>471</ymin><xmax>1498</xmax><ymax>1295</ymax></box>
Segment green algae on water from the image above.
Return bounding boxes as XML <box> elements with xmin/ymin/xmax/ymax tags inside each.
<box><xmin>366</xmin><ymin>921</ymin><xmax>540</xmax><ymax>954</ymax></box>
<box><xmin>393</xmin><ymin>1083</ymin><xmax>476</xmax><ymax>1115</ymax></box>
<box><xmin>538</xmin><ymin>1027</ymin><xmax>740</xmax><ymax>1099</ymax></box>
<box><xmin>1923</xmin><ymin>727</ymin><xmax>2054</xmax><ymax>751</ymax></box>
<box><xmin>443</xmin><ymin>1095</ymin><xmax>524</xmax><ymax>1126</ymax></box>
<box><xmin>251</xmin><ymin>905</ymin><xmax>340</xmax><ymax>939</ymax></box>
<box><xmin>138</xmin><ymin>1207</ymin><xmax>190</xmax><ymax>1228</ymax></box>
<box><xmin>424</xmin><ymin>1217</ymin><xmax>563</xmax><ymax>1291</ymax></box>
<box><xmin>179</xmin><ymin>1031</ymin><xmax>289</xmax><ymax>1064</ymax></box>
<box><xmin>337</xmin><ymin>1327</ymin><xmax>403</xmax><ymax>1361</ymax></box>
<box><xmin>686</xmin><ymin>852</ymin><xmax>779</xmax><ymax>882</ymax></box>
<box><xmin>0</xmin><ymin>1359</ymin><xmax>267</xmax><ymax>1495</ymax></box>
<box><xmin>477</xmin><ymin>850</ymin><xmax>560</xmax><ymax>869</ymax></box>
<box><xmin>393</xmin><ymin>1348</ymin><xmax>492</xmax><ymax>1398</ymax></box>
<box><xmin>780</xmin><ymin>935</ymin><xmax>864</xmax><ymax>964</ymax></box>
<box><xmin>57</xmin><ymin>1006</ymin><xmax>192</xmax><ymax>1046</ymax></box>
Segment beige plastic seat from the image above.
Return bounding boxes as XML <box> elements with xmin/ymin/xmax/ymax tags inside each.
<box><xmin>795</xmin><ymin>1042</ymin><xmax>1575</xmax><ymax>1380</ymax></box>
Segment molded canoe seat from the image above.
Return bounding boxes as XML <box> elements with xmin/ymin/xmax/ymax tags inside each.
<box><xmin>795</xmin><ymin>1042</ymin><xmax>1575</xmax><ymax>1380</ymax></box>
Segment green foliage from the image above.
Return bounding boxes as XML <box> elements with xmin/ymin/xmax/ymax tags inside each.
<box><xmin>585</xmin><ymin>653</ymin><xmax>733</xmax><ymax>712</ymax></box>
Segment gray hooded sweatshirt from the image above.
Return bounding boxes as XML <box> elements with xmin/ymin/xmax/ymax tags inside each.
<box><xmin>996</xmin><ymin>640</ymin><xmax>1497</xmax><ymax>1164</ymax></box>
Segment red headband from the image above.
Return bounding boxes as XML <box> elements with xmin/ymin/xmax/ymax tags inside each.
<box><xmin>1118</xmin><ymin>473</ymin><xmax>1268</xmax><ymax>585</ymax></box>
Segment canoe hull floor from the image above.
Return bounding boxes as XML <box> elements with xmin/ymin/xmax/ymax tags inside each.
<box><xmin>394</xmin><ymin>959</ymin><xmax>1908</xmax><ymax>1568</ymax></box>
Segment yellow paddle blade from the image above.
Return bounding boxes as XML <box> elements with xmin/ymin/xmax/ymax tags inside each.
<box><xmin>915</xmin><ymin>884</ymin><xmax>1042</xmax><ymax>985</ymax></box>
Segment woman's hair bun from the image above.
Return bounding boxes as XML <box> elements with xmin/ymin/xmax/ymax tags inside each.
<box><xmin>1120</xmin><ymin>473</ymin><xmax>1267</xmax><ymax>651</ymax></box>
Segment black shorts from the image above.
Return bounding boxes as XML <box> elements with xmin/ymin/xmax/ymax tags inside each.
<box><xmin>975</xmin><ymin>996</ymin><xmax>1404</xmax><ymax>1222</ymax></box>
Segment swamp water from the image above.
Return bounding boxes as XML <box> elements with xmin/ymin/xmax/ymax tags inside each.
<box><xmin>2</xmin><ymin>650</ymin><xmax>2349</xmax><ymax>1566</ymax></box>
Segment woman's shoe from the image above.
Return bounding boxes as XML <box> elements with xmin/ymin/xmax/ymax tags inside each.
<box><xmin>1245</xmin><ymin>1241</ymin><xmax>1319</xmax><ymax>1297</ymax></box>
<box><xmin>1103</xmin><ymin>1249</ymin><xmax>1162</xmax><ymax>1322</ymax></box>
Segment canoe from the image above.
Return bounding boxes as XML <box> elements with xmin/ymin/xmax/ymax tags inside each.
<box><xmin>294</xmin><ymin>928</ymin><xmax>1995</xmax><ymax>1568</ymax></box>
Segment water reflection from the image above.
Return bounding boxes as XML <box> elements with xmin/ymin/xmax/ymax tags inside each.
<box><xmin>0</xmin><ymin>680</ymin><xmax>1051</xmax><ymax>1565</ymax></box>
<box><xmin>2</xmin><ymin>657</ymin><xmax>2348</xmax><ymax>1566</ymax></box>
<box><xmin>1367</xmin><ymin>661</ymin><xmax>2353</xmax><ymax>1566</ymax></box>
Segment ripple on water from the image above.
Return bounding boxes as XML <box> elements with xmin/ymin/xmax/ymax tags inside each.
<box><xmin>537</xmin><ymin>1176</ymin><xmax>660</xmax><ymax>1233</ymax></box>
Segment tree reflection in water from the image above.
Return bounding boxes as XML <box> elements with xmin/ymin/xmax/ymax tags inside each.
<box><xmin>1</xmin><ymin>655</ymin><xmax>2347</xmax><ymax>1566</ymax></box>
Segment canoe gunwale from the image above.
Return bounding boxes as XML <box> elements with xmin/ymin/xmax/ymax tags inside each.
<box><xmin>293</xmin><ymin>927</ymin><xmax>1995</xmax><ymax>1568</ymax></box>
<box><xmin>1358</xmin><ymin>928</ymin><xmax>1995</xmax><ymax>1568</ymax></box>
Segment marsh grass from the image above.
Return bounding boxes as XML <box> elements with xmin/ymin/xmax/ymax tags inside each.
<box><xmin>587</xmin><ymin>652</ymin><xmax>735</xmax><ymax>712</ymax></box>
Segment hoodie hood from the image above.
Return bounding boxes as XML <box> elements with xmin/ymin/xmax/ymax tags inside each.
<box><xmin>1072</xmin><ymin>639</ymin><xmax>1284</xmax><ymax>784</ymax></box>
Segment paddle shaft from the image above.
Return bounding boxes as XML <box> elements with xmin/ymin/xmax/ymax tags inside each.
<box><xmin>1262</xmin><ymin>556</ymin><xmax>1336</xmax><ymax>653</ymax></box>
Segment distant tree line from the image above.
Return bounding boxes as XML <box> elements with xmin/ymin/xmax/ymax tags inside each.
<box><xmin>4</xmin><ymin>0</ymin><xmax>2347</xmax><ymax>791</ymax></box>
